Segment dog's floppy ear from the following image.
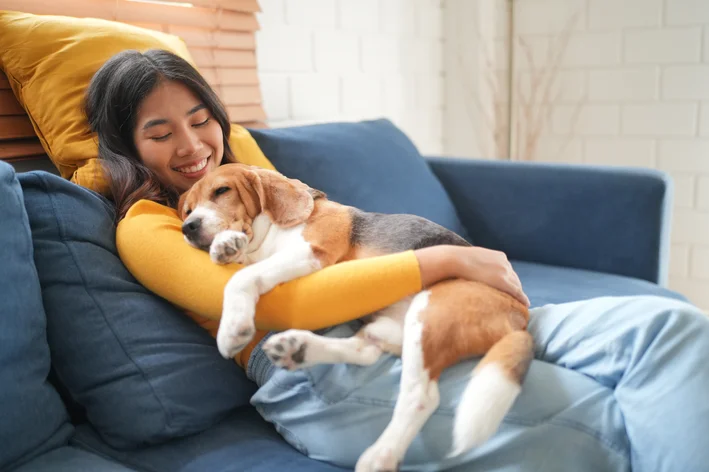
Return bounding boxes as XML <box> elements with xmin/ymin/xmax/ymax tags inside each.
<box><xmin>177</xmin><ymin>191</ymin><xmax>190</xmax><ymax>220</ymax></box>
<box><xmin>246</xmin><ymin>169</ymin><xmax>319</xmax><ymax>228</ymax></box>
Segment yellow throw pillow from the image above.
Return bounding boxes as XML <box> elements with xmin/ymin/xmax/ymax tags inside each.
<box><xmin>0</xmin><ymin>10</ymin><xmax>273</xmax><ymax>195</ymax></box>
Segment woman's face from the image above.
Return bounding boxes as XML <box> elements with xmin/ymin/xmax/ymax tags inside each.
<box><xmin>133</xmin><ymin>80</ymin><xmax>224</xmax><ymax>193</ymax></box>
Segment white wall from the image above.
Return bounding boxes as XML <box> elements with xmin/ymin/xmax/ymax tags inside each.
<box><xmin>256</xmin><ymin>0</ymin><xmax>707</xmax><ymax>310</ymax></box>
<box><xmin>255</xmin><ymin>0</ymin><xmax>445</xmax><ymax>155</ymax></box>
<box><xmin>444</xmin><ymin>0</ymin><xmax>510</xmax><ymax>159</ymax></box>
<box><xmin>444</xmin><ymin>0</ymin><xmax>709</xmax><ymax>310</ymax></box>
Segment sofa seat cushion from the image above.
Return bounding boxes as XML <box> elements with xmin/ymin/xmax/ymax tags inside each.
<box><xmin>248</xmin><ymin>119</ymin><xmax>471</xmax><ymax>242</ymax></box>
<box><xmin>513</xmin><ymin>260</ymin><xmax>686</xmax><ymax>308</ymax></box>
<box><xmin>71</xmin><ymin>407</ymin><xmax>345</xmax><ymax>472</ymax></box>
<box><xmin>18</xmin><ymin>171</ymin><xmax>257</xmax><ymax>449</ymax></box>
<box><xmin>11</xmin><ymin>446</ymin><xmax>134</xmax><ymax>472</ymax></box>
<box><xmin>0</xmin><ymin>162</ymin><xmax>73</xmax><ymax>470</ymax></box>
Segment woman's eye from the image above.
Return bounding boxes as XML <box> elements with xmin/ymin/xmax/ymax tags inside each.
<box><xmin>214</xmin><ymin>186</ymin><xmax>230</xmax><ymax>197</ymax></box>
<box><xmin>151</xmin><ymin>133</ymin><xmax>171</xmax><ymax>142</ymax></box>
<box><xmin>193</xmin><ymin>118</ymin><xmax>210</xmax><ymax>127</ymax></box>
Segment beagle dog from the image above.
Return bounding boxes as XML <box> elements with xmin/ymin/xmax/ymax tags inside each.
<box><xmin>178</xmin><ymin>163</ymin><xmax>533</xmax><ymax>472</ymax></box>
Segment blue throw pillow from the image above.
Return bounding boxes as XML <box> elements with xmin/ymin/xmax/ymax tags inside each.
<box><xmin>19</xmin><ymin>171</ymin><xmax>257</xmax><ymax>449</ymax></box>
<box><xmin>248</xmin><ymin>119</ymin><xmax>471</xmax><ymax>241</ymax></box>
<box><xmin>0</xmin><ymin>162</ymin><xmax>72</xmax><ymax>470</ymax></box>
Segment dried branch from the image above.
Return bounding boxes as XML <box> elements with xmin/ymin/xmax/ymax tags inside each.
<box><xmin>513</xmin><ymin>9</ymin><xmax>584</xmax><ymax>161</ymax></box>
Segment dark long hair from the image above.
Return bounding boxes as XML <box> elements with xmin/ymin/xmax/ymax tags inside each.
<box><xmin>85</xmin><ymin>49</ymin><xmax>236</xmax><ymax>221</ymax></box>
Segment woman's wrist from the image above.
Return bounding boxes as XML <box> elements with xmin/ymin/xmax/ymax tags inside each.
<box><xmin>413</xmin><ymin>246</ymin><xmax>460</xmax><ymax>289</ymax></box>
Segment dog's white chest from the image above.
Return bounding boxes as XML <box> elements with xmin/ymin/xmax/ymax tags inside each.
<box><xmin>244</xmin><ymin>215</ymin><xmax>308</xmax><ymax>264</ymax></box>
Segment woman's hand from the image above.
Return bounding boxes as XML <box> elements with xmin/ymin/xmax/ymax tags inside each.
<box><xmin>414</xmin><ymin>245</ymin><xmax>530</xmax><ymax>307</ymax></box>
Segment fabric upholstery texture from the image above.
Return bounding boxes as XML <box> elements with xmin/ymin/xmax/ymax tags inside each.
<box><xmin>428</xmin><ymin>157</ymin><xmax>673</xmax><ymax>285</ymax></box>
<box><xmin>19</xmin><ymin>171</ymin><xmax>257</xmax><ymax>449</ymax></box>
<box><xmin>248</xmin><ymin>119</ymin><xmax>471</xmax><ymax>241</ymax></box>
<box><xmin>0</xmin><ymin>161</ymin><xmax>72</xmax><ymax>470</ymax></box>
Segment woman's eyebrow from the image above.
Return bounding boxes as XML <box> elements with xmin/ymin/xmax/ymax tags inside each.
<box><xmin>187</xmin><ymin>103</ymin><xmax>206</xmax><ymax>116</ymax></box>
<box><xmin>143</xmin><ymin>118</ymin><xmax>167</xmax><ymax>130</ymax></box>
<box><xmin>142</xmin><ymin>104</ymin><xmax>206</xmax><ymax>130</ymax></box>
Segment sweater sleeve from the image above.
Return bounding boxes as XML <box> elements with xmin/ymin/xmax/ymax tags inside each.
<box><xmin>116</xmin><ymin>200</ymin><xmax>422</xmax><ymax>332</ymax></box>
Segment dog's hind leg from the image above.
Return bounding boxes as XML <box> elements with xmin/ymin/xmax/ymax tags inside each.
<box><xmin>263</xmin><ymin>298</ymin><xmax>409</xmax><ymax>371</ymax></box>
<box><xmin>355</xmin><ymin>291</ymin><xmax>439</xmax><ymax>472</ymax></box>
<box><xmin>263</xmin><ymin>329</ymin><xmax>384</xmax><ymax>370</ymax></box>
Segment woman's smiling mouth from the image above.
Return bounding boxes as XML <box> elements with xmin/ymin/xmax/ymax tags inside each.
<box><xmin>173</xmin><ymin>155</ymin><xmax>210</xmax><ymax>177</ymax></box>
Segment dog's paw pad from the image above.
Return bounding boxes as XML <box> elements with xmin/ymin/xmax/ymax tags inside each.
<box><xmin>263</xmin><ymin>332</ymin><xmax>310</xmax><ymax>370</ymax></box>
<box><xmin>210</xmin><ymin>231</ymin><xmax>247</xmax><ymax>265</ymax></box>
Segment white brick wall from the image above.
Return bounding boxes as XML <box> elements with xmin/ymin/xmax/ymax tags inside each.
<box><xmin>588</xmin><ymin>68</ymin><xmax>659</xmax><ymax>102</ymax></box>
<box><xmin>624</xmin><ymin>28</ymin><xmax>702</xmax><ymax>64</ymax></box>
<box><xmin>622</xmin><ymin>104</ymin><xmax>697</xmax><ymax>136</ymax></box>
<box><xmin>663</xmin><ymin>66</ymin><xmax>709</xmax><ymax>100</ymax></box>
<box><xmin>255</xmin><ymin>0</ymin><xmax>444</xmax><ymax>155</ymax></box>
<box><xmin>587</xmin><ymin>0</ymin><xmax>662</xmax><ymax>30</ymax></box>
<box><xmin>254</xmin><ymin>0</ymin><xmax>708</xmax><ymax>311</ymax></box>
<box><xmin>443</xmin><ymin>0</ymin><xmax>709</xmax><ymax>311</ymax></box>
<box><xmin>698</xmin><ymin>176</ymin><xmax>709</xmax><ymax>209</ymax></box>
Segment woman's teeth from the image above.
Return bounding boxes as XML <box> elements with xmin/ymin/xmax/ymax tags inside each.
<box><xmin>174</xmin><ymin>157</ymin><xmax>208</xmax><ymax>174</ymax></box>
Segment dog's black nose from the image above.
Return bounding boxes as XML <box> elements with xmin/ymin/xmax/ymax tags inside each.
<box><xmin>182</xmin><ymin>219</ymin><xmax>202</xmax><ymax>238</ymax></box>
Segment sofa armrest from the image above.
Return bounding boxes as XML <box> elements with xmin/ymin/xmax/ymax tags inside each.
<box><xmin>426</xmin><ymin>157</ymin><xmax>673</xmax><ymax>285</ymax></box>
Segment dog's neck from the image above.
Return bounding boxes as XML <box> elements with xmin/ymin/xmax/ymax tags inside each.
<box><xmin>243</xmin><ymin>213</ymin><xmax>307</xmax><ymax>265</ymax></box>
<box><xmin>245</xmin><ymin>214</ymin><xmax>272</xmax><ymax>257</ymax></box>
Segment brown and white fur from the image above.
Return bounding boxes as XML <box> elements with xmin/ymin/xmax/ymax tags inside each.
<box><xmin>178</xmin><ymin>163</ymin><xmax>533</xmax><ymax>472</ymax></box>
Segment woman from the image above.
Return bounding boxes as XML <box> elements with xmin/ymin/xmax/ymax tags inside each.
<box><xmin>87</xmin><ymin>49</ymin><xmax>709</xmax><ymax>472</ymax></box>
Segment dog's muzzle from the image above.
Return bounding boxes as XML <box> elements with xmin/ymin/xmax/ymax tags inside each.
<box><xmin>182</xmin><ymin>217</ymin><xmax>213</xmax><ymax>251</ymax></box>
<box><xmin>182</xmin><ymin>218</ymin><xmax>202</xmax><ymax>240</ymax></box>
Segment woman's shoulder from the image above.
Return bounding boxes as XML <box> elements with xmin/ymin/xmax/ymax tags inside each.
<box><xmin>116</xmin><ymin>199</ymin><xmax>184</xmax><ymax>258</ymax></box>
<box><xmin>117</xmin><ymin>200</ymin><xmax>181</xmax><ymax>242</ymax></box>
<box><xmin>122</xmin><ymin>199</ymin><xmax>180</xmax><ymax>221</ymax></box>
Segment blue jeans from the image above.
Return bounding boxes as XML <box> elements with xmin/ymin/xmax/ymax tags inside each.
<box><xmin>248</xmin><ymin>296</ymin><xmax>709</xmax><ymax>471</ymax></box>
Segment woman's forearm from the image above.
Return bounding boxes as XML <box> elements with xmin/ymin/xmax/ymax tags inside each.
<box><xmin>116</xmin><ymin>200</ymin><xmax>424</xmax><ymax>331</ymax></box>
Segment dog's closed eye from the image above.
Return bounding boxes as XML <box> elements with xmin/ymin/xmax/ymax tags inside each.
<box><xmin>214</xmin><ymin>186</ymin><xmax>230</xmax><ymax>198</ymax></box>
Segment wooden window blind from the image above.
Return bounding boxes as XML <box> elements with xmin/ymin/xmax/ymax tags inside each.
<box><xmin>0</xmin><ymin>0</ymin><xmax>266</xmax><ymax>163</ymax></box>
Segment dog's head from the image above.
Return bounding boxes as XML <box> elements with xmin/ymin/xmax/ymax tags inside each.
<box><xmin>178</xmin><ymin>163</ymin><xmax>324</xmax><ymax>250</ymax></box>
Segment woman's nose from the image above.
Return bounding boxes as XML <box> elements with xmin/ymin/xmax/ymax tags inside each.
<box><xmin>176</xmin><ymin>129</ymin><xmax>203</xmax><ymax>157</ymax></box>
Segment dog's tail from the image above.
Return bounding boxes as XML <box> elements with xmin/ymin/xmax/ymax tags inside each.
<box><xmin>449</xmin><ymin>330</ymin><xmax>534</xmax><ymax>457</ymax></box>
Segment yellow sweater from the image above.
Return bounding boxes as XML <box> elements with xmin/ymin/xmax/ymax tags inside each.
<box><xmin>116</xmin><ymin>200</ymin><xmax>423</xmax><ymax>368</ymax></box>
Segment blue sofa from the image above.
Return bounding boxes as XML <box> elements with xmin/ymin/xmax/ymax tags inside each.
<box><xmin>1</xmin><ymin>119</ymin><xmax>687</xmax><ymax>472</ymax></box>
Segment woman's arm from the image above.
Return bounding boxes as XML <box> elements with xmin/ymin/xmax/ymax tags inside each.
<box><xmin>116</xmin><ymin>200</ymin><xmax>429</xmax><ymax>331</ymax></box>
<box><xmin>117</xmin><ymin>200</ymin><xmax>529</xmax><ymax>332</ymax></box>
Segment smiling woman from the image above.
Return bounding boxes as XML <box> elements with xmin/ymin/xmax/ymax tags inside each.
<box><xmin>0</xmin><ymin>0</ymin><xmax>265</xmax><ymax>189</ymax></box>
<box><xmin>133</xmin><ymin>82</ymin><xmax>224</xmax><ymax>192</ymax></box>
<box><xmin>85</xmin><ymin>49</ymin><xmax>238</xmax><ymax>219</ymax></box>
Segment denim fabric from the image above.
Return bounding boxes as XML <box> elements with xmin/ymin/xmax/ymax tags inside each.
<box><xmin>18</xmin><ymin>171</ymin><xmax>257</xmax><ymax>449</ymax></box>
<box><xmin>250</xmin><ymin>296</ymin><xmax>709</xmax><ymax>472</ymax></box>
<box><xmin>0</xmin><ymin>162</ymin><xmax>72</xmax><ymax>470</ymax></box>
<box><xmin>428</xmin><ymin>157</ymin><xmax>672</xmax><ymax>285</ymax></box>
<box><xmin>248</xmin><ymin>120</ymin><xmax>471</xmax><ymax>242</ymax></box>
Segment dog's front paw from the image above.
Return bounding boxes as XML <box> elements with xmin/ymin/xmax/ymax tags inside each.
<box><xmin>356</xmin><ymin>444</ymin><xmax>400</xmax><ymax>472</ymax></box>
<box><xmin>209</xmin><ymin>230</ymin><xmax>248</xmax><ymax>265</ymax></box>
<box><xmin>262</xmin><ymin>331</ymin><xmax>313</xmax><ymax>370</ymax></box>
<box><xmin>216</xmin><ymin>294</ymin><xmax>256</xmax><ymax>359</ymax></box>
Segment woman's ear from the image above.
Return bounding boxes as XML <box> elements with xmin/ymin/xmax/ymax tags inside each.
<box><xmin>246</xmin><ymin>169</ymin><xmax>318</xmax><ymax>228</ymax></box>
